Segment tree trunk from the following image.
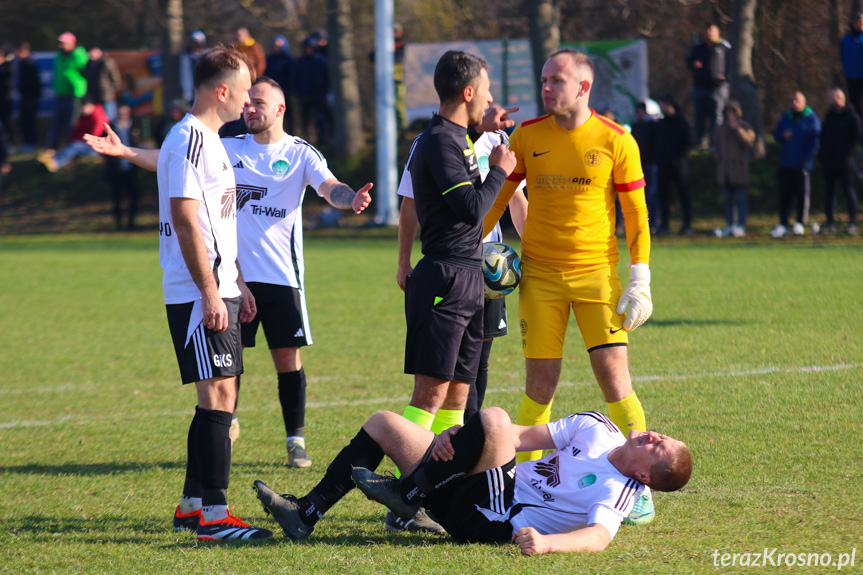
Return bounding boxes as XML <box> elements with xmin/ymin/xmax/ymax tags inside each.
<box><xmin>729</xmin><ymin>0</ymin><xmax>766</xmax><ymax>158</ymax></box>
<box><xmin>159</xmin><ymin>0</ymin><xmax>184</xmax><ymax>111</ymax></box>
<box><xmin>528</xmin><ymin>0</ymin><xmax>560</xmax><ymax>110</ymax></box>
<box><xmin>327</xmin><ymin>0</ymin><xmax>363</xmax><ymax>159</ymax></box>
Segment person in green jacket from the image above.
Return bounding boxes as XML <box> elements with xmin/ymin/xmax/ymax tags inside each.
<box><xmin>45</xmin><ymin>31</ymin><xmax>88</xmax><ymax>151</ymax></box>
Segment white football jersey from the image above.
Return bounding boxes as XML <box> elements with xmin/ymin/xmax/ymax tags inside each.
<box><xmin>221</xmin><ymin>134</ymin><xmax>335</xmax><ymax>288</ymax></box>
<box><xmin>398</xmin><ymin>129</ymin><xmax>523</xmax><ymax>243</ymax></box>
<box><xmin>158</xmin><ymin>114</ymin><xmax>240</xmax><ymax>304</ymax></box>
<box><xmin>509</xmin><ymin>412</ymin><xmax>644</xmax><ymax>541</ymax></box>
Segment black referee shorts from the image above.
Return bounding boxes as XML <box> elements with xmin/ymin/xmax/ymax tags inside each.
<box><xmin>404</xmin><ymin>256</ymin><xmax>484</xmax><ymax>383</ymax></box>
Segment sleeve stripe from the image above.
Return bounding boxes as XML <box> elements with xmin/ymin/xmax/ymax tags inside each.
<box><xmin>616</xmin><ymin>178</ymin><xmax>646</xmax><ymax>192</ymax></box>
<box><xmin>506</xmin><ymin>172</ymin><xmax>525</xmax><ymax>182</ymax></box>
<box><xmin>442</xmin><ymin>181</ymin><xmax>471</xmax><ymax>195</ymax></box>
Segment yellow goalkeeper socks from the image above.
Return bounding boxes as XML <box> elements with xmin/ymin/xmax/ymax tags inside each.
<box><xmin>607</xmin><ymin>392</ymin><xmax>646</xmax><ymax>436</ymax></box>
<box><xmin>431</xmin><ymin>409</ymin><xmax>464</xmax><ymax>434</ymax></box>
<box><xmin>515</xmin><ymin>394</ymin><xmax>553</xmax><ymax>464</ymax></box>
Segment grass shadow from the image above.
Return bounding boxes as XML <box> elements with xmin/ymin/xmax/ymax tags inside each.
<box><xmin>648</xmin><ymin>318</ymin><xmax>751</xmax><ymax>328</ymax></box>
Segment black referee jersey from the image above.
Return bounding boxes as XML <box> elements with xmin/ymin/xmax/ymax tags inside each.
<box><xmin>408</xmin><ymin>115</ymin><xmax>508</xmax><ymax>261</ymax></box>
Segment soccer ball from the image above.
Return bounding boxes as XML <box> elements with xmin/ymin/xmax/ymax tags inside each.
<box><xmin>482</xmin><ymin>242</ymin><xmax>521</xmax><ymax>299</ymax></box>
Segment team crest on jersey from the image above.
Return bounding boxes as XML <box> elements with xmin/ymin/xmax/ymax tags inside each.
<box><xmin>221</xmin><ymin>189</ymin><xmax>236</xmax><ymax>219</ymax></box>
<box><xmin>477</xmin><ymin>155</ymin><xmax>489</xmax><ymax>173</ymax></box>
<box><xmin>584</xmin><ymin>150</ymin><xmax>603</xmax><ymax>167</ymax></box>
<box><xmin>271</xmin><ymin>159</ymin><xmax>290</xmax><ymax>175</ymax></box>
<box><xmin>520</xmin><ymin>319</ymin><xmax>528</xmax><ymax>336</ymax></box>
<box><xmin>578</xmin><ymin>474</ymin><xmax>597</xmax><ymax>488</ymax></box>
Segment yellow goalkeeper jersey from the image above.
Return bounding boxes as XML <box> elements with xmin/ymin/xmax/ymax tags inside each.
<box><xmin>485</xmin><ymin>111</ymin><xmax>649</xmax><ymax>266</ymax></box>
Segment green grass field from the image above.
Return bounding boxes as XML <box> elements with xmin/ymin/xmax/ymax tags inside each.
<box><xmin>0</xmin><ymin>231</ymin><xmax>861</xmax><ymax>574</ymax></box>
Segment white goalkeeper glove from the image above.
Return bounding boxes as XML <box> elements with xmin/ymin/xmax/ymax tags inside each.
<box><xmin>616</xmin><ymin>263</ymin><xmax>652</xmax><ymax>332</ymax></box>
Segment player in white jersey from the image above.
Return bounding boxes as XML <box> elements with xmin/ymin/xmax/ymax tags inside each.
<box><xmin>252</xmin><ymin>406</ymin><xmax>692</xmax><ymax>554</ymax></box>
<box><xmin>87</xmin><ymin>76</ymin><xmax>372</xmax><ymax>469</ymax></box>
<box><xmin>155</xmin><ymin>45</ymin><xmax>271</xmax><ymax>541</ymax></box>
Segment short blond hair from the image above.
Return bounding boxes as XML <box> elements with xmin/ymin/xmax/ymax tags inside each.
<box><xmin>549</xmin><ymin>49</ymin><xmax>594</xmax><ymax>79</ymax></box>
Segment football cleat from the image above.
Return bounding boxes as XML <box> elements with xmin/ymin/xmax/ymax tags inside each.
<box><xmin>351</xmin><ymin>467</ymin><xmax>419</xmax><ymax>521</ymax></box>
<box><xmin>385</xmin><ymin>509</ymin><xmax>445</xmax><ymax>534</ymax></box>
<box><xmin>253</xmin><ymin>480</ymin><xmax>314</xmax><ymax>541</ymax></box>
<box><xmin>770</xmin><ymin>225</ymin><xmax>788</xmax><ymax>238</ymax></box>
<box><xmin>792</xmin><ymin>222</ymin><xmax>805</xmax><ymax>236</ymax></box>
<box><xmin>623</xmin><ymin>491</ymin><xmax>655</xmax><ymax>526</ymax></box>
<box><xmin>195</xmin><ymin>509</ymin><xmax>273</xmax><ymax>541</ymax></box>
<box><xmin>286</xmin><ymin>439</ymin><xmax>312</xmax><ymax>468</ymax></box>
<box><xmin>173</xmin><ymin>506</ymin><xmax>202</xmax><ymax>532</ymax></box>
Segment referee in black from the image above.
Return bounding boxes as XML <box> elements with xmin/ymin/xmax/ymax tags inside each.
<box><xmin>398</xmin><ymin>50</ymin><xmax>516</xmax><ymax>462</ymax></box>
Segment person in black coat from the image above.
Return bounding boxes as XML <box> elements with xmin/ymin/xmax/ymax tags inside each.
<box><xmin>819</xmin><ymin>87</ymin><xmax>861</xmax><ymax>235</ymax></box>
<box><xmin>15</xmin><ymin>43</ymin><xmax>42</xmax><ymax>151</ymax></box>
<box><xmin>687</xmin><ymin>23</ymin><xmax>731</xmax><ymax>148</ymax></box>
<box><xmin>631</xmin><ymin>102</ymin><xmax>660</xmax><ymax>233</ymax></box>
<box><xmin>104</xmin><ymin>105</ymin><xmax>140</xmax><ymax>230</ymax></box>
<box><xmin>265</xmin><ymin>35</ymin><xmax>294</xmax><ymax>135</ymax></box>
<box><xmin>655</xmin><ymin>94</ymin><xmax>694</xmax><ymax>235</ymax></box>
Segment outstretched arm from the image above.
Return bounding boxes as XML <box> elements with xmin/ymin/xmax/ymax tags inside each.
<box><xmin>83</xmin><ymin>124</ymin><xmax>160</xmax><ymax>171</ymax></box>
<box><xmin>318</xmin><ymin>178</ymin><xmax>373</xmax><ymax>214</ymax></box>
<box><xmin>513</xmin><ymin>524</ymin><xmax>612</xmax><ymax>555</ymax></box>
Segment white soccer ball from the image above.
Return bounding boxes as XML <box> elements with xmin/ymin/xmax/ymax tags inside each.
<box><xmin>482</xmin><ymin>242</ymin><xmax>522</xmax><ymax>299</ymax></box>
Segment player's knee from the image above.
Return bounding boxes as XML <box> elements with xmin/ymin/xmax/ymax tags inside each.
<box><xmin>479</xmin><ymin>407</ymin><xmax>510</xmax><ymax>434</ymax></box>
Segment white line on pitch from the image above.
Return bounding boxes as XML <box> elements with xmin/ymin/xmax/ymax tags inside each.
<box><xmin>0</xmin><ymin>363</ymin><xmax>857</xmax><ymax>429</ymax></box>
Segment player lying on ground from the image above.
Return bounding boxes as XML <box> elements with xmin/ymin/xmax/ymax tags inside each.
<box><xmin>253</xmin><ymin>407</ymin><xmax>691</xmax><ymax>555</ymax></box>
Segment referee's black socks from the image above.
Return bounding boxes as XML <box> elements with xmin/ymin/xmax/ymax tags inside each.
<box><xmin>400</xmin><ymin>412</ymin><xmax>486</xmax><ymax>505</ymax></box>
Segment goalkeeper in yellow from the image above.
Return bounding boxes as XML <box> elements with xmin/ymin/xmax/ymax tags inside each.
<box><xmin>483</xmin><ymin>49</ymin><xmax>655</xmax><ymax>525</ymax></box>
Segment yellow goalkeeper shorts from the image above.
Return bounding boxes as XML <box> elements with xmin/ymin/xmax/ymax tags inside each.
<box><xmin>518</xmin><ymin>258</ymin><xmax>627</xmax><ymax>357</ymax></box>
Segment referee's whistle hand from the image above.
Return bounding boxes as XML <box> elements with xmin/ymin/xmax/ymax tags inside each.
<box><xmin>489</xmin><ymin>144</ymin><xmax>516</xmax><ymax>176</ymax></box>
<box><xmin>353</xmin><ymin>182</ymin><xmax>374</xmax><ymax>214</ymax></box>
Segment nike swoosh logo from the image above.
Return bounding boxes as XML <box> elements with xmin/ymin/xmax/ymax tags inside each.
<box><xmin>610</xmin><ymin>328</ymin><xmax>624</xmax><ymax>334</ymax></box>
<box><xmin>533</xmin><ymin>150</ymin><xmax>551</xmax><ymax>157</ymax></box>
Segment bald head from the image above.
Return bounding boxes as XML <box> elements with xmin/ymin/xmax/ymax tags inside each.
<box><xmin>827</xmin><ymin>87</ymin><xmax>846</xmax><ymax>109</ymax></box>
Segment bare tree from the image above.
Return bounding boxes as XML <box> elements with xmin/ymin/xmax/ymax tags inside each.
<box><xmin>159</xmin><ymin>0</ymin><xmax>184</xmax><ymax>109</ymax></box>
<box><xmin>528</xmin><ymin>0</ymin><xmax>560</xmax><ymax>106</ymax></box>
<box><xmin>327</xmin><ymin>0</ymin><xmax>363</xmax><ymax>159</ymax></box>
<box><xmin>728</xmin><ymin>0</ymin><xmax>765</xmax><ymax>157</ymax></box>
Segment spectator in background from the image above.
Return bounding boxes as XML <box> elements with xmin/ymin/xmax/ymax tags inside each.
<box><xmin>687</xmin><ymin>23</ymin><xmax>731</xmax><ymax>149</ymax></box>
<box><xmin>15</xmin><ymin>43</ymin><xmax>42</xmax><ymax>152</ymax></box>
<box><xmin>0</xmin><ymin>121</ymin><xmax>10</xmax><ymax>184</ymax></box>
<box><xmin>157</xmin><ymin>99</ymin><xmax>187</xmax><ymax>146</ymax></box>
<box><xmin>394</xmin><ymin>23</ymin><xmax>407</xmax><ymax>136</ymax></box>
<box><xmin>292</xmin><ymin>36</ymin><xmax>331</xmax><ymax>146</ymax></box>
<box><xmin>85</xmin><ymin>46</ymin><xmax>122</xmax><ymax>123</ymax></box>
<box><xmin>714</xmin><ymin>100</ymin><xmax>755</xmax><ymax>238</ymax></box>
<box><xmin>45</xmin><ymin>32</ymin><xmax>88</xmax><ymax>151</ymax></box>
<box><xmin>630</xmin><ymin>101</ymin><xmax>660</xmax><ymax>234</ymax></box>
<box><xmin>233</xmin><ymin>27</ymin><xmax>267</xmax><ymax>78</ymax></box>
<box><xmin>37</xmin><ymin>99</ymin><xmax>107</xmax><ymax>172</ymax></box>
<box><xmin>265</xmin><ymin>35</ymin><xmax>294</xmax><ymax>135</ymax></box>
<box><xmin>309</xmin><ymin>28</ymin><xmax>329</xmax><ymax>57</ymax></box>
<box><xmin>841</xmin><ymin>13</ymin><xmax>863</xmax><ymax>116</ymax></box>
<box><xmin>0</xmin><ymin>44</ymin><xmax>13</xmax><ymax>143</ymax></box>
<box><xmin>180</xmin><ymin>30</ymin><xmax>207</xmax><ymax>105</ymax></box>
<box><xmin>770</xmin><ymin>91</ymin><xmax>821</xmax><ymax>238</ymax></box>
<box><xmin>819</xmin><ymin>87</ymin><xmax>860</xmax><ymax>236</ymax></box>
<box><xmin>655</xmin><ymin>94</ymin><xmax>694</xmax><ymax>235</ymax></box>
<box><xmin>105</xmin><ymin>104</ymin><xmax>140</xmax><ymax>230</ymax></box>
